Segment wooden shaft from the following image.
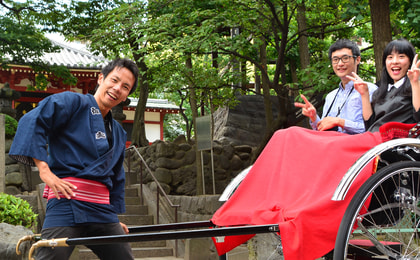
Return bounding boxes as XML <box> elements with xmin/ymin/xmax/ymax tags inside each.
<box><xmin>28</xmin><ymin>238</ymin><xmax>68</xmax><ymax>260</ymax></box>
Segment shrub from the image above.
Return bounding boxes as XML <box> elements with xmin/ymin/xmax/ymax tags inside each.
<box><xmin>0</xmin><ymin>193</ymin><xmax>37</xmax><ymax>229</ymax></box>
<box><xmin>3</xmin><ymin>113</ymin><xmax>18</xmax><ymax>138</ymax></box>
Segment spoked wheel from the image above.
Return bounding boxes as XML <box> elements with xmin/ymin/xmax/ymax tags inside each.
<box><xmin>334</xmin><ymin>161</ymin><xmax>420</xmax><ymax>260</ymax></box>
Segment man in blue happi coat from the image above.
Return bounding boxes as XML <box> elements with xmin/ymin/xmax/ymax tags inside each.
<box><xmin>9</xmin><ymin>58</ymin><xmax>139</xmax><ymax>260</ymax></box>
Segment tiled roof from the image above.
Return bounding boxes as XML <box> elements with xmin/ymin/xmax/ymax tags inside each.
<box><xmin>129</xmin><ymin>97</ymin><xmax>180</xmax><ymax>111</ymax></box>
<box><xmin>42</xmin><ymin>34</ymin><xmax>107</xmax><ymax>69</ymax></box>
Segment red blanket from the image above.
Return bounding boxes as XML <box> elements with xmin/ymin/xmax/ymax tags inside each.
<box><xmin>211</xmin><ymin>126</ymin><xmax>383</xmax><ymax>259</ymax></box>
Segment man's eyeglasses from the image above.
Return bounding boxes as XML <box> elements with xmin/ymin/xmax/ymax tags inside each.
<box><xmin>331</xmin><ymin>55</ymin><xmax>357</xmax><ymax>64</ymax></box>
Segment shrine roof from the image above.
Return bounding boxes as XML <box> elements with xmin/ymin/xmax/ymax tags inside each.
<box><xmin>42</xmin><ymin>35</ymin><xmax>107</xmax><ymax>70</ymax></box>
<box><xmin>128</xmin><ymin>97</ymin><xmax>180</xmax><ymax>111</ymax></box>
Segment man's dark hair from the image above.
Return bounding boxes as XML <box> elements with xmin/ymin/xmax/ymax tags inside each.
<box><xmin>328</xmin><ymin>39</ymin><xmax>361</xmax><ymax>60</ymax></box>
<box><xmin>101</xmin><ymin>58</ymin><xmax>140</xmax><ymax>95</ymax></box>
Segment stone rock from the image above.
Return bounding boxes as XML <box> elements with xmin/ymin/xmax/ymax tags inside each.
<box><xmin>176</xmin><ymin>180</ymin><xmax>196</xmax><ymax>195</ymax></box>
<box><xmin>213</xmin><ymin>95</ymin><xmax>281</xmax><ymax>147</ymax></box>
<box><xmin>154</xmin><ymin>168</ymin><xmax>173</xmax><ymax>184</ymax></box>
<box><xmin>173</xmin><ymin>150</ymin><xmax>186</xmax><ymax>160</ymax></box>
<box><xmin>5</xmin><ymin>185</ymin><xmax>21</xmax><ymax>195</ymax></box>
<box><xmin>238</xmin><ymin>152</ymin><xmax>251</xmax><ymax>160</ymax></box>
<box><xmin>5</xmin><ymin>171</ymin><xmax>23</xmax><ymax>186</ymax></box>
<box><xmin>230</xmin><ymin>154</ymin><xmax>243</xmax><ymax>171</ymax></box>
<box><xmin>212</xmin><ymin>144</ymin><xmax>223</xmax><ymax>154</ymax></box>
<box><xmin>182</xmin><ymin>149</ymin><xmax>196</xmax><ymax>165</ymax></box>
<box><xmin>218</xmin><ymin>154</ymin><xmax>231</xmax><ymax>170</ymax></box>
<box><xmin>5</xmin><ymin>154</ymin><xmax>17</xmax><ymax>165</ymax></box>
<box><xmin>179</xmin><ymin>143</ymin><xmax>192</xmax><ymax>151</ymax></box>
<box><xmin>234</xmin><ymin>145</ymin><xmax>253</xmax><ymax>154</ymax></box>
<box><xmin>0</xmin><ymin>223</ymin><xmax>33</xmax><ymax>260</ymax></box>
<box><xmin>173</xmin><ymin>135</ymin><xmax>187</xmax><ymax>144</ymax></box>
<box><xmin>221</xmin><ymin>144</ymin><xmax>234</xmax><ymax>160</ymax></box>
<box><xmin>5</xmin><ymin>139</ymin><xmax>13</xmax><ymax>153</ymax></box>
<box><xmin>155</xmin><ymin>141</ymin><xmax>177</xmax><ymax>158</ymax></box>
<box><xmin>148</xmin><ymin>181</ymin><xmax>171</xmax><ymax>194</ymax></box>
<box><xmin>5</xmin><ymin>164</ymin><xmax>20</xmax><ymax>174</ymax></box>
<box><xmin>155</xmin><ymin>157</ymin><xmax>183</xmax><ymax>169</ymax></box>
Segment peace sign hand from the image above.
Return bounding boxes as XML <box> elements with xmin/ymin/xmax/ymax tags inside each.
<box><xmin>294</xmin><ymin>94</ymin><xmax>317</xmax><ymax>122</ymax></box>
<box><xmin>346</xmin><ymin>72</ymin><xmax>369</xmax><ymax>97</ymax></box>
<box><xmin>408</xmin><ymin>54</ymin><xmax>420</xmax><ymax>82</ymax></box>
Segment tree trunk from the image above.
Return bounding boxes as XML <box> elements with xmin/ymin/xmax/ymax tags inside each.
<box><xmin>259</xmin><ymin>39</ymin><xmax>273</xmax><ymax>131</ymax></box>
<box><xmin>185</xmin><ymin>55</ymin><xmax>203</xmax><ymax>195</ymax></box>
<box><xmin>131</xmin><ymin>58</ymin><xmax>149</xmax><ymax>147</ymax></box>
<box><xmin>128</xmin><ymin>33</ymin><xmax>149</xmax><ymax>147</ymax></box>
<box><xmin>250</xmin><ymin>39</ymin><xmax>275</xmax><ymax>163</ymax></box>
<box><xmin>369</xmin><ymin>0</ymin><xmax>392</xmax><ymax>81</ymax></box>
<box><xmin>297</xmin><ymin>2</ymin><xmax>310</xmax><ymax>70</ymax></box>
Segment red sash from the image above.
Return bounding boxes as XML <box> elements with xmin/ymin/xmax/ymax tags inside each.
<box><xmin>43</xmin><ymin>177</ymin><xmax>110</xmax><ymax>204</ymax></box>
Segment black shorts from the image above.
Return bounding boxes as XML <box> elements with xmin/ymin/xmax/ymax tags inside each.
<box><xmin>36</xmin><ymin>223</ymin><xmax>134</xmax><ymax>260</ymax></box>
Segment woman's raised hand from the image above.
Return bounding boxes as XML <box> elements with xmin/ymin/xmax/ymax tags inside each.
<box><xmin>408</xmin><ymin>54</ymin><xmax>420</xmax><ymax>82</ymax></box>
<box><xmin>347</xmin><ymin>72</ymin><xmax>369</xmax><ymax>97</ymax></box>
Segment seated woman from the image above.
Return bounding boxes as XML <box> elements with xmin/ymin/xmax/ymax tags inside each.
<box><xmin>211</xmin><ymin>39</ymin><xmax>420</xmax><ymax>260</ymax></box>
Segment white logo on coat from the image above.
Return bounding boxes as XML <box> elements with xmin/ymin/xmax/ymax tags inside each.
<box><xmin>96</xmin><ymin>131</ymin><xmax>106</xmax><ymax>139</ymax></box>
<box><xmin>91</xmin><ymin>107</ymin><xmax>101</xmax><ymax>115</ymax></box>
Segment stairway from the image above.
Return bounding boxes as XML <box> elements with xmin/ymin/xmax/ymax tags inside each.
<box><xmin>76</xmin><ymin>186</ymin><xmax>175</xmax><ymax>260</ymax></box>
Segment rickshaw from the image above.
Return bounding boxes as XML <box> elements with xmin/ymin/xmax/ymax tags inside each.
<box><xmin>15</xmin><ymin>123</ymin><xmax>420</xmax><ymax>259</ymax></box>
<box><xmin>331</xmin><ymin>125</ymin><xmax>420</xmax><ymax>259</ymax></box>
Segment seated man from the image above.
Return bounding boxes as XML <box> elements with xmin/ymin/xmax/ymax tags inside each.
<box><xmin>295</xmin><ymin>39</ymin><xmax>377</xmax><ymax>134</ymax></box>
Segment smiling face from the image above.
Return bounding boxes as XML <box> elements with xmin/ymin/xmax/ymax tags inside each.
<box><xmin>331</xmin><ymin>48</ymin><xmax>361</xmax><ymax>85</ymax></box>
<box><xmin>94</xmin><ymin>66</ymin><xmax>135</xmax><ymax>117</ymax></box>
<box><xmin>385</xmin><ymin>50</ymin><xmax>411</xmax><ymax>83</ymax></box>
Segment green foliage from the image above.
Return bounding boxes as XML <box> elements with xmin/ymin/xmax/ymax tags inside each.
<box><xmin>292</xmin><ymin>57</ymin><xmax>339</xmax><ymax>101</ymax></box>
<box><xmin>0</xmin><ymin>193</ymin><xmax>38</xmax><ymax>229</ymax></box>
<box><xmin>0</xmin><ymin>16</ymin><xmax>58</xmax><ymax>65</ymax></box>
<box><xmin>391</xmin><ymin>0</ymin><xmax>420</xmax><ymax>47</ymax></box>
<box><xmin>3</xmin><ymin>114</ymin><xmax>18</xmax><ymax>138</ymax></box>
<box><xmin>163</xmin><ymin>114</ymin><xmax>185</xmax><ymax>141</ymax></box>
<box><xmin>20</xmin><ymin>0</ymin><xmax>420</xmax><ymax>138</ymax></box>
<box><xmin>0</xmin><ymin>2</ymin><xmax>78</xmax><ymax>90</ymax></box>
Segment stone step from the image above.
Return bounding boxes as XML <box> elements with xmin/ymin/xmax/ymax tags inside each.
<box><xmin>77</xmin><ymin>246</ymin><xmax>174</xmax><ymax>260</ymax></box>
<box><xmin>129</xmin><ymin>240</ymin><xmax>167</xmax><ymax>248</ymax></box>
<box><xmin>118</xmin><ymin>214</ymin><xmax>154</xmax><ymax>226</ymax></box>
<box><xmin>125</xmin><ymin>196</ymin><xmax>142</xmax><ymax>205</ymax></box>
<box><xmin>125</xmin><ymin>204</ymin><xmax>148</xmax><ymax>215</ymax></box>
<box><xmin>125</xmin><ymin>187</ymin><xmax>139</xmax><ymax>197</ymax></box>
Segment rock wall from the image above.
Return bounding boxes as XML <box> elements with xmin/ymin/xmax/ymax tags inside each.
<box><xmin>5</xmin><ymin>138</ymin><xmax>24</xmax><ymax>194</ymax></box>
<box><xmin>128</xmin><ymin>136</ymin><xmax>254</xmax><ymax>196</ymax></box>
<box><xmin>4</xmin><ymin>138</ymin><xmax>39</xmax><ymax>195</ymax></box>
<box><xmin>213</xmin><ymin>95</ymin><xmax>282</xmax><ymax>147</ymax></box>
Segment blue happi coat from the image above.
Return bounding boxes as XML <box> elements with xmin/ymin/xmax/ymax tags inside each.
<box><xmin>9</xmin><ymin>91</ymin><xmax>127</xmax><ymax>228</ymax></box>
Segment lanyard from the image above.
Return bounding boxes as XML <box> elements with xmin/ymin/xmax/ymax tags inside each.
<box><xmin>325</xmin><ymin>86</ymin><xmax>354</xmax><ymax>117</ymax></box>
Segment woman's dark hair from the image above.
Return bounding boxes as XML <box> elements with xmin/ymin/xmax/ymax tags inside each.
<box><xmin>372</xmin><ymin>38</ymin><xmax>415</xmax><ymax>105</ymax></box>
<box><xmin>101</xmin><ymin>58</ymin><xmax>140</xmax><ymax>95</ymax></box>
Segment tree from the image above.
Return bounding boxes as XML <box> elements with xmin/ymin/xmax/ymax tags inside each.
<box><xmin>0</xmin><ymin>0</ymin><xmax>77</xmax><ymax>88</ymax></box>
<box><xmin>369</xmin><ymin>0</ymin><xmax>392</xmax><ymax>81</ymax></box>
<box><xmin>58</xmin><ymin>1</ymin><xmax>151</xmax><ymax>147</ymax></box>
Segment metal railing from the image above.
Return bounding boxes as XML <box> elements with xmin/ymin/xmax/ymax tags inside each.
<box><xmin>124</xmin><ymin>145</ymin><xmax>180</xmax><ymax>256</ymax></box>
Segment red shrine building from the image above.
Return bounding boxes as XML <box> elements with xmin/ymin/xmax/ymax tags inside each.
<box><xmin>0</xmin><ymin>36</ymin><xmax>179</xmax><ymax>143</ymax></box>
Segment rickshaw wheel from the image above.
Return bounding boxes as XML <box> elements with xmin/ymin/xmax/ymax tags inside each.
<box><xmin>334</xmin><ymin>160</ymin><xmax>420</xmax><ymax>260</ymax></box>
